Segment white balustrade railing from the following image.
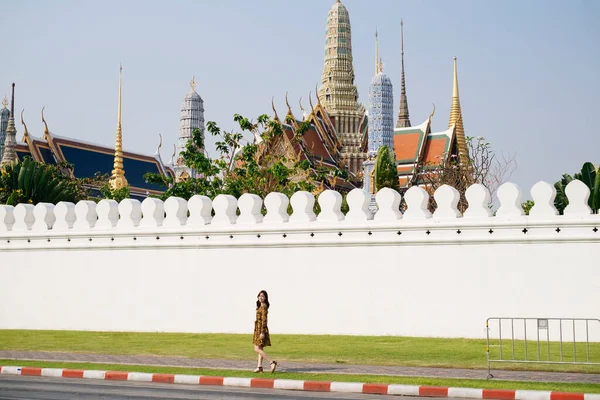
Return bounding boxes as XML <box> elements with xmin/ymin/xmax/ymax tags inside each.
<box><xmin>0</xmin><ymin>181</ymin><xmax>598</xmax><ymax>248</ymax></box>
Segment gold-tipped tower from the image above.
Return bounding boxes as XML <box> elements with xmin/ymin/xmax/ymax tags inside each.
<box><xmin>1</xmin><ymin>83</ymin><xmax>18</xmax><ymax>167</ymax></box>
<box><xmin>448</xmin><ymin>57</ymin><xmax>468</xmax><ymax>162</ymax></box>
<box><xmin>109</xmin><ymin>65</ymin><xmax>128</xmax><ymax>190</ymax></box>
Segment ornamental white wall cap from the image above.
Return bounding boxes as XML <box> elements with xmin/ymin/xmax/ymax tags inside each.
<box><xmin>73</xmin><ymin>201</ymin><xmax>97</xmax><ymax>230</ymax></box>
<box><xmin>264</xmin><ymin>192</ymin><xmax>289</xmax><ymax>224</ymax></box>
<box><xmin>374</xmin><ymin>188</ymin><xmax>402</xmax><ymax>221</ymax></box>
<box><xmin>290</xmin><ymin>191</ymin><xmax>317</xmax><ymax>223</ymax></box>
<box><xmin>564</xmin><ymin>179</ymin><xmax>592</xmax><ymax>216</ymax></box>
<box><xmin>13</xmin><ymin>203</ymin><xmax>35</xmax><ymax>232</ymax></box>
<box><xmin>53</xmin><ymin>202</ymin><xmax>76</xmax><ymax>231</ymax></box>
<box><xmin>212</xmin><ymin>194</ymin><xmax>237</xmax><ymax>225</ymax></box>
<box><xmin>0</xmin><ymin>205</ymin><xmax>15</xmax><ymax>232</ymax></box>
<box><xmin>237</xmin><ymin>193</ymin><xmax>263</xmax><ymax>225</ymax></box>
<box><xmin>117</xmin><ymin>199</ymin><xmax>142</xmax><ymax>229</ymax></box>
<box><xmin>496</xmin><ymin>182</ymin><xmax>524</xmax><ymax>218</ymax></box>
<box><xmin>464</xmin><ymin>184</ymin><xmax>492</xmax><ymax>218</ymax></box>
<box><xmin>433</xmin><ymin>185</ymin><xmax>461</xmax><ymax>219</ymax></box>
<box><xmin>317</xmin><ymin>190</ymin><xmax>345</xmax><ymax>222</ymax></box>
<box><xmin>403</xmin><ymin>186</ymin><xmax>432</xmax><ymax>220</ymax></box>
<box><xmin>164</xmin><ymin>197</ymin><xmax>188</xmax><ymax>227</ymax></box>
<box><xmin>32</xmin><ymin>202</ymin><xmax>56</xmax><ymax>231</ymax></box>
<box><xmin>529</xmin><ymin>181</ymin><xmax>559</xmax><ymax>218</ymax></box>
<box><xmin>345</xmin><ymin>188</ymin><xmax>373</xmax><ymax>222</ymax></box>
<box><xmin>188</xmin><ymin>195</ymin><xmax>212</xmax><ymax>226</ymax></box>
<box><xmin>140</xmin><ymin>198</ymin><xmax>165</xmax><ymax>228</ymax></box>
<box><xmin>96</xmin><ymin>199</ymin><xmax>119</xmax><ymax>229</ymax></box>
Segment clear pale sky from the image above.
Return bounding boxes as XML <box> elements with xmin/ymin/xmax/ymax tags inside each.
<box><xmin>1</xmin><ymin>0</ymin><xmax>599</xmax><ymax>195</ymax></box>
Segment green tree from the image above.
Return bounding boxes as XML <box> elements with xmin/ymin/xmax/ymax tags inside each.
<box><xmin>0</xmin><ymin>157</ymin><xmax>86</xmax><ymax>206</ymax></box>
<box><xmin>374</xmin><ymin>145</ymin><xmax>399</xmax><ymax>192</ymax></box>
<box><xmin>555</xmin><ymin>162</ymin><xmax>600</xmax><ymax>214</ymax></box>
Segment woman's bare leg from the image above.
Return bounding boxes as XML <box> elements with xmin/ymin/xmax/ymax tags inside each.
<box><xmin>254</xmin><ymin>345</ymin><xmax>271</xmax><ymax>365</ymax></box>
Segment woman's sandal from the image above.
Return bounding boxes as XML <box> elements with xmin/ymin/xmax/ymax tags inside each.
<box><xmin>253</xmin><ymin>366</ymin><xmax>263</xmax><ymax>373</ymax></box>
<box><xmin>270</xmin><ymin>361</ymin><xmax>278</xmax><ymax>373</ymax></box>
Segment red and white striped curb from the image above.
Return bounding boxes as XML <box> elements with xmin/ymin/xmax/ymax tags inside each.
<box><xmin>1</xmin><ymin>365</ymin><xmax>598</xmax><ymax>400</ymax></box>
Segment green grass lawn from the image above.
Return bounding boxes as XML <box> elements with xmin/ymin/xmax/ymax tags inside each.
<box><xmin>1</xmin><ymin>359</ymin><xmax>598</xmax><ymax>394</ymax></box>
<box><xmin>1</xmin><ymin>330</ymin><xmax>599</xmax><ymax>374</ymax></box>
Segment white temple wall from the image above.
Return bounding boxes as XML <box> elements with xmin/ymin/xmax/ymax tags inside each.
<box><xmin>0</xmin><ymin>182</ymin><xmax>599</xmax><ymax>339</ymax></box>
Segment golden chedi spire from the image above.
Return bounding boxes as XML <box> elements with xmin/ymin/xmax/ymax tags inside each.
<box><xmin>448</xmin><ymin>57</ymin><xmax>468</xmax><ymax>162</ymax></box>
<box><xmin>109</xmin><ymin>64</ymin><xmax>128</xmax><ymax>190</ymax></box>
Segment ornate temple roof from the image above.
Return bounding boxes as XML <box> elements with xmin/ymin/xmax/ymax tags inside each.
<box><xmin>261</xmin><ymin>96</ymin><xmax>357</xmax><ymax>192</ymax></box>
<box><xmin>14</xmin><ymin>120</ymin><xmax>170</xmax><ymax>199</ymax></box>
<box><xmin>393</xmin><ymin>116</ymin><xmax>456</xmax><ymax>188</ymax></box>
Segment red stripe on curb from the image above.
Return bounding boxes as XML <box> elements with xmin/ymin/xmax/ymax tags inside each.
<box><xmin>251</xmin><ymin>378</ymin><xmax>274</xmax><ymax>389</ymax></box>
<box><xmin>200</xmin><ymin>376</ymin><xmax>224</xmax><ymax>386</ymax></box>
<box><xmin>62</xmin><ymin>369</ymin><xmax>84</xmax><ymax>379</ymax></box>
<box><xmin>551</xmin><ymin>393</ymin><xmax>584</xmax><ymax>400</ymax></box>
<box><xmin>363</xmin><ymin>383</ymin><xmax>389</xmax><ymax>395</ymax></box>
<box><xmin>105</xmin><ymin>371</ymin><xmax>129</xmax><ymax>381</ymax></box>
<box><xmin>419</xmin><ymin>386</ymin><xmax>449</xmax><ymax>397</ymax></box>
<box><xmin>152</xmin><ymin>374</ymin><xmax>175</xmax><ymax>384</ymax></box>
<box><xmin>483</xmin><ymin>389</ymin><xmax>516</xmax><ymax>400</ymax></box>
<box><xmin>20</xmin><ymin>367</ymin><xmax>42</xmax><ymax>376</ymax></box>
<box><xmin>304</xmin><ymin>381</ymin><xmax>331</xmax><ymax>392</ymax></box>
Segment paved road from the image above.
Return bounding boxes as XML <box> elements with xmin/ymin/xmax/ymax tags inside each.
<box><xmin>1</xmin><ymin>351</ymin><xmax>598</xmax><ymax>384</ymax></box>
<box><xmin>0</xmin><ymin>375</ymin><xmax>440</xmax><ymax>400</ymax></box>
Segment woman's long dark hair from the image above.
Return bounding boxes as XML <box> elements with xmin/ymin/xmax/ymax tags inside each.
<box><xmin>256</xmin><ymin>290</ymin><xmax>270</xmax><ymax>309</ymax></box>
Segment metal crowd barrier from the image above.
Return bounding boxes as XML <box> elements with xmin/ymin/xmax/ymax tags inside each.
<box><xmin>485</xmin><ymin>317</ymin><xmax>600</xmax><ymax>378</ymax></box>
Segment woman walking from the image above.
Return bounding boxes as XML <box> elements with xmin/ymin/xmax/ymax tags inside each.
<box><xmin>253</xmin><ymin>290</ymin><xmax>277</xmax><ymax>373</ymax></box>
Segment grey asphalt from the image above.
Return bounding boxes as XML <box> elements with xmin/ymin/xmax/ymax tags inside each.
<box><xmin>0</xmin><ymin>375</ymin><xmax>425</xmax><ymax>400</ymax></box>
<box><xmin>0</xmin><ymin>350</ymin><xmax>598</xmax><ymax>384</ymax></box>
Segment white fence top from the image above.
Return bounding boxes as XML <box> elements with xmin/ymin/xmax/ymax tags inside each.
<box><xmin>1</xmin><ymin>181</ymin><xmax>599</xmax><ymax>250</ymax></box>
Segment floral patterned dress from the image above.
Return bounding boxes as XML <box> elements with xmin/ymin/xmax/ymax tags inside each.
<box><xmin>253</xmin><ymin>303</ymin><xmax>271</xmax><ymax>347</ymax></box>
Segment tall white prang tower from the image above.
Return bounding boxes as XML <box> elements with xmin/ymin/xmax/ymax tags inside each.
<box><xmin>175</xmin><ymin>77</ymin><xmax>205</xmax><ymax>182</ymax></box>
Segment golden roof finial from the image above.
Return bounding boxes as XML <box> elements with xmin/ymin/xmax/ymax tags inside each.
<box><xmin>190</xmin><ymin>76</ymin><xmax>197</xmax><ymax>91</ymax></box>
<box><xmin>308</xmin><ymin>91</ymin><xmax>315</xmax><ymax>114</ymax></box>
<box><xmin>375</xmin><ymin>28</ymin><xmax>379</xmax><ymax>75</ymax></box>
<box><xmin>109</xmin><ymin>64</ymin><xmax>128</xmax><ymax>190</ymax></box>
<box><xmin>41</xmin><ymin>106</ymin><xmax>49</xmax><ymax>136</ymax></box>
<box><xmin>285</xmin><ymin>91</ymin><xmax>292</xmax><ymax>114</ymax></box>
<box><xmin>315</xmin><ymin>84</ymin><xmax>322</xmax><ymax>106</ymax></box>
<box><xmin>428</xmin><ymin>103</ymin><xmax>436</xmax><ymax>120</ymax></box>
<box><xmin>271</xmin><ymin>96</ymin><xmax>279</xmax><ymax>121</ymax></box>
<box><xmin>156</xmin><ymin>133</ymin><xmax>162</xmax><ymax>155</ymax></box>
<box><xmin>21</xmin><ymin>110</ymin><xmax>30</xmax><ymax>140</ymax></box>
<box><xmin>1</xmin><ymin>96</ymin><xmax>7</xmax><ymax>109</ymax></box>
<box><xmin>299</xmin><ymin>97</ymin><xmax>305</xmax><ymax>113</ymax></box>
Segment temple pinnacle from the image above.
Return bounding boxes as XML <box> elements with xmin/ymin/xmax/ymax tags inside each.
<box><xmin>448</xmin><ymin>57</ymin><xmax>467</xmax><ymax>162</ymax></box>
<box><xmin>396</xmin><ymin>20</ymin><xmax>411</xmax><ymax>128</ymax></box>
<box><xmin>109</xmin><ymin>65</ymin><xmax>128</xmax><ymax>190</ymax></box>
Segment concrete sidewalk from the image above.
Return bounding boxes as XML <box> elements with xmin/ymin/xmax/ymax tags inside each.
<box><xmin>0</xmin><ymin>350</ymin><xmax>598</xmax><ymax>384</ymax></box>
